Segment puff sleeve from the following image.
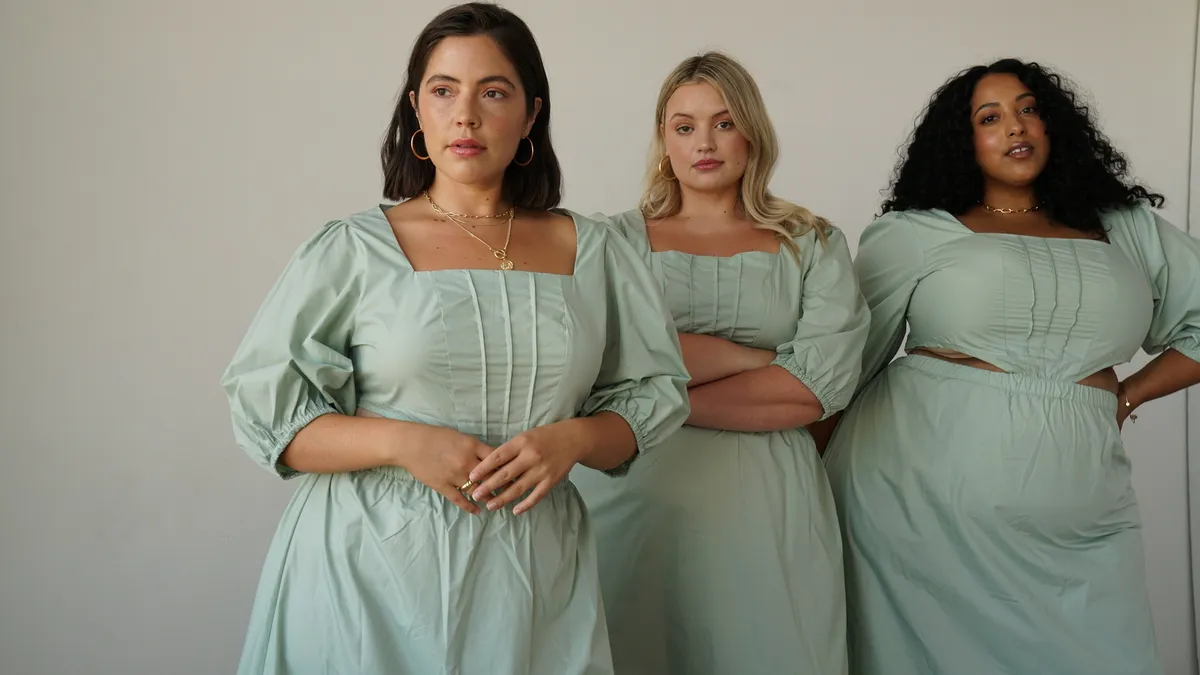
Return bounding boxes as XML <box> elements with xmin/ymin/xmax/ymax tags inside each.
<box><xmin>219</xmin><ymin>220</ymin><xmax>363</xmax><ymax>478</ymax></box>
<box><xmin>577</xmin><ymin>227</ymin><xmax>691</xmax><ymax>474</ymax></box>
<box><xmin>1130</xmin><ymin>209</ymin><xmax>1200</xmax><ymax>362</ymax></box>
<box><xmin>769</xmin><ymin>226</ymin><xmax>870</xmax><ymax>420</ymax></box>
<box><xmin>852</xmin><ymin>211</ymin><xmax>927</xmax><ymax>391</ymax></box>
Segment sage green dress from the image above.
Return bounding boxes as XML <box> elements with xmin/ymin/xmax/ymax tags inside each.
<box><xmin>824</xmin><ymin>203</ymin><xmax>1200</xmax><ymax>675</ymax></box>
<box><xmin>220</xmin><ymin>205</ymin><xmax>691</xmax><ymax>675</ymax></box>
<box><xmin>571</xmin><ymin>209</ymin><xmax>870</xmax><ymax>675</ymax></box>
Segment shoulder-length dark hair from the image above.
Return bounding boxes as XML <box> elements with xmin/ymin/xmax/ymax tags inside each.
<box><xmin>381</xmin><ymin>3</ymin><xmax>562</xmax><ymax>209</ymax></box>
<box><xmin>881</xmin><ymin>58</ymin><xmax>1164</xmax><ymax>235</ymax></box>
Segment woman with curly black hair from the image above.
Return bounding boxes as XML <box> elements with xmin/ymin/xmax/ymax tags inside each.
<box><xmin>821</xmin><ymin>58</ymin><xmax>1200</xmax><ymax>674</ymax></box>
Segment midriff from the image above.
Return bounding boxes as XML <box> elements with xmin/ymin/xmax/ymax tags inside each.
<box><xmin>910</xmin><ymin>348</ymin><xmax>1119</xmax><ymax>395</ymax></box>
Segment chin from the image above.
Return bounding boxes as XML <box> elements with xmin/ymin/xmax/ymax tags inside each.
<box><xmin>684</xmin><ymin>174</ymin><xmax>739</xmax><ymax>193</ymax></box>
<box><xmin>1009</xmin><ymin>172</ymin><xmax>1043</xmax><ymax>187</ymax></box>
<box><xmin>439</xmin><ymin>163</ymin><xmax>505</xmax><ymax>187</ymax></box>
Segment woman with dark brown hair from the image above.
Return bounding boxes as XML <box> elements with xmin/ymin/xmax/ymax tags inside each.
<box><xmin>219</xmin><ymin>5</ymin><xmax>690</xmax><ymax>673</ymax></box>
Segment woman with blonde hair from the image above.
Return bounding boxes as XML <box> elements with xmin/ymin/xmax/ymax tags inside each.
<box><xmin>572</xmin><ymin>51</ymin><xmax>868</xmax><ymax>674</ymax></box>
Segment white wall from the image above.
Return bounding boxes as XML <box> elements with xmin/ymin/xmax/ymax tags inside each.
<box><xmin>0</xmin><ymin>1</ymin><xmax>1195</xmax><ymax>673</ymax></box>
<box><xmin>1189</xmin><ymin>4</ymin><xmax>1200</xmax><ymax>673</ymax></box>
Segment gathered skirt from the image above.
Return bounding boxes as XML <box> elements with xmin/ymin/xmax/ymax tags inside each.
<box><xmin>236</xmin><ymin>465</ymin><xmax>613</xmax><ymax>675</ymax></box>
<box><xmin>824</xmin><ymin>355</ymin><xmax>1162</xmax><ymax>675</ymax></box>
<box><xmin>572</xmin><ymin>424</ymin><xmax>848</xmax><ymax>675</ymax></box>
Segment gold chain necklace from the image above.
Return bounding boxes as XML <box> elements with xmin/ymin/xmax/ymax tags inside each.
<box><xmin>982</xmin><ymin>203</ymin><xmax>1040</xmax><ymax>214</ymax></box>
<box><xmin>423</xmin><ymin>191</ymin><xmax>516</xmax><ymax>270</ymax></box>
<box><xmin>422</xmin><ymin>190</ymin><xmax>513</xmax><ymax>219</ymax></box>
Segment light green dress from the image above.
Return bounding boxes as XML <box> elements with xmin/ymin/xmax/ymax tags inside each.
<box><xmin>220</xmin><ymin>205</ymin><xmax>691</xmax><ymax>675</ymax></box>
<box><xmin>571</xmin><ymin>210</ymin><xmax>870</xmax><ymax>675</ymax></box>
<box><xmin>824</xmin><ymin>203</ymin><xmax>1200</xmax><ymax>675</ymax></box>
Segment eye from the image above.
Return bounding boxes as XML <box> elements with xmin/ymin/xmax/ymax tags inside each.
<box><xmin>1021</xmin><ymin>105</ymin><xmax>1038</xmax><ymax>115</ymax></box>
<box><xmin>716</xmin><ymin>120</ymin><xmax>734</xmax><ymax>130</ymax></box>
<box><xmin>433</xmin><ymin>86</ymin><xmax>452</xmax><ymax>97</ymax></box>
<box><xmin>675</xmin><ymin>125</ymin><xmax>693</xmax><ymax>134</ymax></box>
<box><xmin>484</xmin><ymin>89</ymin><xmax>507</xmax><ymax>99</ymax></box>
<box><xmin>980</xmin><ymin>114</ymin><xmax>999</xmax><ymax>125</ymax></box>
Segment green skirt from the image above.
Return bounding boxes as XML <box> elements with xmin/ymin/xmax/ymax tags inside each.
<box><xmin>572</xmin><ymin>424</ymin><xmax>847</xmax><ymax>675</ymax></box>
<box><xmin>825</xmin><ymin>355</ymin><xmax>1162</xmax><ymax>675</ymax></box>
<box><xmin>236</xmin><ymin>467</ymin><xmax>613</xmax><ymax>675</ymax></box>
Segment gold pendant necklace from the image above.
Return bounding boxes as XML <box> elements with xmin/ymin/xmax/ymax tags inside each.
<box><xmin>424</xmin><ymin>191</ymin><xmax>516</xmax><ymax>270</ymax></box>
<box><xmin>982</xmin><ymin>203</ymin><xmax>1039</xmax><ymax>214</ymax></box>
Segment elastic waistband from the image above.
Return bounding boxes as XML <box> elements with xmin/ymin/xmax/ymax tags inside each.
<box><xmin>362</xmin><ymin>466</ymin><xmax>577</xmax><ymax>500</ymax></box>
<box><xmin>894</xmin><ymin>355</ymin><xmax>1117</xmax><ymax>408</ymax></box>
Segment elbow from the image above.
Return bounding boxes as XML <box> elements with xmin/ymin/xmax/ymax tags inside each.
<box><xmin>782</xmin><ymin>402</ymin><xmax>824</xmax><ymax>429</ymax></box>
<box><xmin>785</xmin><ymin>381</ymin><xmax>827</xmax><ymax>423</ymax></box>
<box><xmin>751</xmin><ymin>401</ymin><xmax>824</xmax><ymax>432</ymax></box>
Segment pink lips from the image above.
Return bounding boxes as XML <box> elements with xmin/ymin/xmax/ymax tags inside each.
<box><xmin>693</xmin><ymin>159</ymin><xmax>723</xmax><ymax>171</ymax></box>
<box><xmin>451</xmin><ymin>138</ymin><xmax>485</xmax><ymax>157</ymax></box>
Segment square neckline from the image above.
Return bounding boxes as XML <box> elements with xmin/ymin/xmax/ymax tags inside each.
<box><xmin>376</xmin><ymin>203</ymin><xmax>582</xmax><ymax>278</ymax></box>
<box><xmin>633</xmin><ymin>210</ymin><xmax>784</xmax><ymax>260</ymax></box>
<box><xmin>931</xmin><ymin>208</ymin><xmax>1110</xmax><ymax>245</ymax></box>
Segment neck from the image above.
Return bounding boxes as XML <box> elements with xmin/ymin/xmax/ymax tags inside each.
<box><xmin>425</xmin><ymin>177</ymin><xmax>510</xmax><ymax>217</ymax></box>
<box><xmin>981</xmin><ymin>182</ymin><xmax>1037</xmax><ymax>211</ymax></box>
<box><xmin>676</xmin><ymin>183</ymin><xmax>742</xmax><ymax>222</ymax></box>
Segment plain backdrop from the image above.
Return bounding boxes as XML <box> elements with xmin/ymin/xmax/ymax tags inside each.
<box><xmin>1</xmin><ymin>0</ymin><xmax>1197</xmax><ymax>673</ymax></box>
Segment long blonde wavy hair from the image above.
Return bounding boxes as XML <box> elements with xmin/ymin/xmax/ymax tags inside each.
<box><xmin>640</xmin><ymin>51</ymin><xmax>829</xmax><ymax>254</ymax></box>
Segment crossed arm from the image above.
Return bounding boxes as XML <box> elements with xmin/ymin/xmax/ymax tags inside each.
<box><xmin>679</xmin><ymin>333</ymin><xmax>825</xmax><ymax>432</ymax></box>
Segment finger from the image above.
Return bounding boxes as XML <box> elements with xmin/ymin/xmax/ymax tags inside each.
<box><xmin>484</xmin><ymin>473</ymin><xmax>539</xmax><ymax>511</ymax></box>
<box><xmin>469</xmin><ymin>440</ymin><xmax>521</xmax><ymax>483</ymax></box>
<box><xmin>437</xmin><ymin>482</ymin><xmax>481</xmax><ymax>515</ymax></box>
<box><xmin>472</xmin><ymin>454</ymin><xmax>533</xmax><ymax>500</ymax></box>
<box><xmin>474</xmin><ymin>441</ymin><xmax>495</xmax><ymax>462</ymax></box>
<box><xmin>512</xmin><ymin>481</ymin><xmax>553</xmax><ymax>516</ymax></box>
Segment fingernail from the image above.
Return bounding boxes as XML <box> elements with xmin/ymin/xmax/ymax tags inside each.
<box><xmin>486</xmin><ymin>502</ymin><xmax>498</xmax><ymax>511</ymax></box>
<box><xmin>473</xmin><ymin>490</ymin><xmax>485</xmax><ymax>501</ymax></box>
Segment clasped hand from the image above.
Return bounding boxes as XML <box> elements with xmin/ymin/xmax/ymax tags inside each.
<box><xmin>405</xmin><ymin>421</ymin><xmax>583</xmax><ymax>516</ymax></box>
<box><xmin>466</xmin><ymin>422</ymin><xmax>585</xmax><ymax>515</ymax></box>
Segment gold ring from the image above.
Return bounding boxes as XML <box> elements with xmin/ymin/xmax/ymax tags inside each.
<box><xmin>458</xmin><ymin>479</ymin><xmax>475</xmax><ymax>492</ymax></box>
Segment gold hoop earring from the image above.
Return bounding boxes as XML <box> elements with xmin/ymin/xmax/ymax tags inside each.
<box><xmin>514</xmin><ymin>136</ymin><xmax>534</xmax><ymax>167</ymax></box>
<box><xmin>410</xmin><ymin>129</ymin><xmax>430</xmax><ymax>161</ymax></box>
<box><xmin>658</xmin><ymin>155</ymin><xmax>675</xmax><ymax>180</ymax></box>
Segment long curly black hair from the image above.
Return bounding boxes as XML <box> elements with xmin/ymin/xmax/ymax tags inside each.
<box><xmin>881</xmin><ymin>58</ymin><xmax>1164</xmax><ymax>235</ymax></box>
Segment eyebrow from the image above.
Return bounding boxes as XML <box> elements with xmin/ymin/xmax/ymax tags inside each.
<box><xmin>425</xmin><ymin>74</ymin><xmax>518</xmax><ymax>88</ymax></box>
<box><xmin>669</xmin><ymin>108</ymin><xmax>730</xmax><ymax>121</ymax></box>
<box><xmin>973</xmin><ymin>92</ymin><xmax>1035</xmax><ymax>116</ymax></box>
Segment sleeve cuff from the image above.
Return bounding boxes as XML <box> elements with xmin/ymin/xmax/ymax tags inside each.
<box><xmin>1170</xmin><ymin>337</ymin><xmax>1200</xmax><ymax>365</ymax></box>
<box><xmin>592</xmin><ymin>401</ymin><xmax>654</xmax><ymax>477</ymax></box>
<box><xmin>770</xmin><ymin>353</ymin><xmax>842</xmax><ymax>422</ymax></box>
<box><xmin>259</xmin><ymin>403</ymin><xmax>336</xmax><ymax>479</ymax></box>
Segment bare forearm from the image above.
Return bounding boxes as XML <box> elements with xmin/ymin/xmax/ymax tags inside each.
<box><xmin>686</xmin><ymin>365</ymin><xmax>824</xmax><ymax>432</ymax></box>
<box><xmin>278</xmin><ymin>413</ymin><xmax>409</xmax><ymax>474</ymax></box>
<box><xmin>1123</xmin><ymin>348</ymin><xmax>1200</xmax><ymax>410</ymax></box>
<box><xmin>679</xmin><ymin>333</ymin><xmax>775</xmax><ymax>387</ymax></box>
<box><xmin>567</xmin><ymin>412</ymin><xmax>638</xmax><ymax>472</ymax></box>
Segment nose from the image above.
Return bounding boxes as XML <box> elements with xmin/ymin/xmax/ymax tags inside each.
<box><xmin>1007</xmin><ymin>115</ymin><xmax>1026</xmax><ymax>137</ymax></box>
<box><xmin>454</xmin><ymin>96</ymin><xmax>481</xmax><ymax>128</ymax></box>
<box><xmin>696</xmin><ymin>126</ymin><xmax>716</xmax><ymax>152</ymax></box>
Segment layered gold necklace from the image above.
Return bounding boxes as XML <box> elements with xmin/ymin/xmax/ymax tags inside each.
<box><xmin>423</xmin><ymin>190</ymin><xmax>517</xmax><ymax>270</ymax></box>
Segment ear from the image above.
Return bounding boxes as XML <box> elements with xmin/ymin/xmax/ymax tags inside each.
<box><xmin>524</xmin><ymin>97</ymin><xmax>543</xmax><ymax>137</ymax></box>
<box><xmin>408</xmin><ymin>90</ymin><xmax>420</xmax><ymax>125</ymax></box>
